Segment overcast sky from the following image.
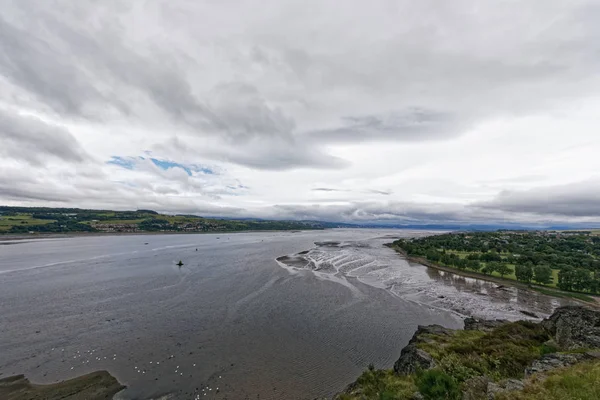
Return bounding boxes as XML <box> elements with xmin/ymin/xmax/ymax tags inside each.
<box><xmin>1</xmin><ymin>0</ymin><xmax>600</xmax><ymax>225</ymax></box>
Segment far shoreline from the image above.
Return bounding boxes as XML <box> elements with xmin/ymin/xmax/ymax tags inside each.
<box><xmin>0</xmin><ymin>228</ymin><xmax>330</xmax><ymax>242</ymax></box>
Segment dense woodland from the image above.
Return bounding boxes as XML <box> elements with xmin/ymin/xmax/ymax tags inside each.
<box><xmin>393</xmin><ymin>231</ymin><xmax>600</xmax><ymax>294</ymax></box>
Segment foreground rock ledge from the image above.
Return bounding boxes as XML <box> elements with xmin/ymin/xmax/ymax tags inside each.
<box><xmin>396</xmin><ymin>305</ymin><xmax>600</xmax><ymax>374</ymax></box>
<box><xmin>0</xmin><ymin>370</ymin><xmax>125</xmax><ymax>400</ymax></box>
<box><xmin>338</xmin><ymin>305</ymin><xmax>600</xmax><ymax>399</ymax></box>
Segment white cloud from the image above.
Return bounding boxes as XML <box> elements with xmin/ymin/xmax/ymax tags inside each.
<box><xmin>1</xmin><ymin>0</ymin><xmax>600</xmax><ymax>224</ymax></box>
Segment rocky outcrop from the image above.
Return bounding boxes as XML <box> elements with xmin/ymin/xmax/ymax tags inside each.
<box><xmin>369</xmin><ymin>306</ymin><xmax>600</xmax><ymax>400</ymax></box>
<box><xmin>464</xmin><ymin>317</ymin><xmax>508</xmax><ymax>332</ymax></box>
<box><xmin>525</xmin><ymin>352</ymin><xmax>592</xmax><ymax>377</ymax></box>
<box><xmin>486</xmin><ymin>379</ymin><xmax>525</xmax><ymax>399</ymax></box>
<box><xmin>394</xmin><ymin>345</ymin><xmax>436</xmax><ymax>375</ymax></box>
<box><xmin>462</xmin><ymin>377</ymin><xmax>525</xmax><ymax>400</ymax></box>
<box><xmin>393</xmin><ymin>325</ymin><xmax>453</xmax><ymax>375</ymax></box>
<box><xmin>541</xmin><ymin>306</ymin><xmax>600</xmax><ymax>349</ymax></box>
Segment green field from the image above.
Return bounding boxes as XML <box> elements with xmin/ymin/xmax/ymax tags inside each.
<box><xmin>83</xmin><ymin>219</ymin><xmax>146</xmax><ymax>225</ymax></box>
<box><xmin>0</xmin><ymin>214</ymin><xmax>54</xmax><ymax>231</ymax></box>
<box><xmin>446</xmin><ymin>249</ymin><xmax>560</xmax><ymax>287</ymax></box>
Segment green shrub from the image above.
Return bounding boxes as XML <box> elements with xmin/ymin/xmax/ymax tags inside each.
<box><xmin>337</xmin><ymin>369</ymin><xmax>416</xmax><ymax>399</ymax></box>
<box><xmin>539</xmin><ymin>342</ymin><xmax>559</xmax><ymax>355</ymax></box>
<box><xmin>438</xmin><ymin>353</ymin><xmax>479</xmax><ymax>382</ymax></box>
<box><xmin>416</xmin><ymin>370</ymin><xmax>460</xmax><ymax>400</ymax></box>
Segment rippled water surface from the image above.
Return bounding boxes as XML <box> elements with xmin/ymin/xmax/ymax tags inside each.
<box><xmin>0</xmin><ymin>230</ymin><xmax>573</xmax><ymax>399</ymax></box>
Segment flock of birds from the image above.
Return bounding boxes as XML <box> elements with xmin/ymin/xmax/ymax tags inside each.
<box><xmin>50</xmin><ymin>347</ymin><xmax>225</xmax><ymax>398</ymax></box>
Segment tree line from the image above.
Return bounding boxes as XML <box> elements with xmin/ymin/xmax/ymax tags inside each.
<box><xmin>394</xmin><ymin>231</ymin><xmax>600</xmax><ymax>294</ymax></box>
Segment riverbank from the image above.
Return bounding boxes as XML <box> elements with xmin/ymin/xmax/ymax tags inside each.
<box><xmin>387</xmin><ymin>244</ymin><xmax>600</xmax><ymax>305</ymax></box>
<box><xmin>0</xmin><ymin>371</ymin><xmax>124</xmax><ymax>399</ymax></box>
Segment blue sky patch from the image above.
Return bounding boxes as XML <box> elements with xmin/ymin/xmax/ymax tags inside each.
<box><xmin>107</xmin><ymin>155</ymin><xmax>216</xmax><ymax>176</ymax></box>
<box><xmin>150</xmin><ymin>158</ymin><xmax>215</xmax><ymax>176</ymax></box>
<box><xmin>106</xmin><ymin>156</ymin><xmax>135</xmax><ymax>170</ymax></box>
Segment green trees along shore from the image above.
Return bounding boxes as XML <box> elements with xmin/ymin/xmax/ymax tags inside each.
<box><xmin>393</xmin><ymin>231</ymin><xmax>600</xmax><ymax>297</ymax></box>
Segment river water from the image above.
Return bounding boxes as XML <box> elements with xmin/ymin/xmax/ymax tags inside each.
<box><xmin>0</xmin><ymin>230</ymin><xmax>572</xmax><ymax>399</ymax></box>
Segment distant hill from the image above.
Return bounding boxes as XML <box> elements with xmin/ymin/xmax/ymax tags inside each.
<box><xmin>0</xmin><ymin>206</ymin><xmax>328</xmax><ymax>234</ymax></box>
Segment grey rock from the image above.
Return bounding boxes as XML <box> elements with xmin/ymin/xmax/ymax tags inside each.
<box><xmin>486</xmin><ymin>379</ymin><xmax>524</xmax><ymax>399</ymax></box>
<box><xmin>394</xmin><ymin>345</ymin><xmax>436</xmax><ymax>375</ymax></box>
<box><xmin>502</xmin><ymin>379</ymin><xmax>525</xmax><ymax>392</ymax></box>
<box><xmin>585</xmin><ymin>350</ymin><xmax>600</xmax><ymax>359</ymax></box>
<box><xmin>464</xmin><ymin>317</ymin><xmax>508</xmax><ymax>332</ymax></box>
<box><xmin>541</xmin><ymin>306</ymin><xmax>600</xmax><ymax>349</ymax></box>
<box><xmin>525</xmin><ymin>353</ymin><xmax>592</xmax><ymax>377</ymax></box>
<box><xmin>486</xmin><ymin>383</ymin><xmax>502</xmax><ymax>399</ymax></box>
<box><xmin>394</xmin><ymin>325</ymin><xmax>452</xmax><ymax>375</ymax></box>
<box><xmin>462</xmin><ymin>376</ymin><xmax>491</xmax><ymax>400</ymax></box>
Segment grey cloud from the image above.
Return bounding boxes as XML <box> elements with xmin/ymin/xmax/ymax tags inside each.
<box><xmin>0</xmin><ymin>167</ymin><xmax>245</xmax><ymax>216</ymax></box>
<box><xmin>261</xmin><ymin>199</ymin><xmax>589</xmax><ymax>226</ymax></box>
<box><xmin>0</xmin><ymin>109</ymin><xmax>88</xmax><ymax>165</ymax></box>
<box><xmin>0</xmin><ymin>185</ymin><xmax>68</xmax><ymax>202</ymax></box>
<box><xmin>312</xmin><ymin>188</ymin><xmax>344</xmax><ymax>192</ymax></box>
<box><xmin>156</xmin><ymin>135</ymin><xmax>347</xmax><ymax>171</ymax></box>
<box><xmin>475</xmin><ymin>180</ymin><xmax>600</xmax><ymax>218</ymax></box>
<box><xmin>308</xmin><ymin>108</ymin><xmax>463</xmax><ymax>143</ymax></box>
<box><xmin>0</xmin><ymin>3</ymin><xmax>216</xmax><ymax>126</ymax></box>
<box><xmin>206</xmin><ymin>82</ymin><xmax>296</xmax><ymax>141</ymax></box>
<box><xmin>311</xmin><ymin>188</ymin><xmax>392</xmax><ymax>196</ymax></box>
<box><xmin>1</xmin><ymin>2</ymin><xmax>335</xmax><ymax>170</ymax></box>
<box><xmin>266</xmin><ymin>201</ymin><xmax>473</xmax><ymax>224</ymax></box>
<box><xmin>365</xmin><ymin>189</ymin><xmax>393</xmax><ymax>196</ymax></box>
<box><xmin>0</xmin><ymin>15</ymin><xmax>104</xmax><ymax>117</ymax></box>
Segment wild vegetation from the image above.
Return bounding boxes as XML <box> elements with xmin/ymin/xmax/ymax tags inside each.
<box><xmin>496</xmin><ymin>360</ymin><xmax>600</xmax><ymax>400</ymax></box>
<box><xmin>0</xmin><ymin>206</ymin><xmax>332</xmax><ymax>234</ymax></box>
<box><xmin>392</xmin><ymin>231</ymin><xmax>600</xmax><ymax>296</ymax></box>
<box><xmin>336</xmin><ymin>309</ymin><xmax>600</xmax><ymax>400</ymax></box>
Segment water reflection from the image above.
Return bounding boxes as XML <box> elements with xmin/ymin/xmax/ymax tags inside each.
<box><xmin>424</xmin><ymin>266</ymin><xmax>569</xmax><ymax>317</ymax></box>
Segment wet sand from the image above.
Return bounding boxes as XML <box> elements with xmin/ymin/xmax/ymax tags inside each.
<box><xmin>0</xmin><ymin>371</ymin><xmax>124</xmax><ymax>400</ymax></box>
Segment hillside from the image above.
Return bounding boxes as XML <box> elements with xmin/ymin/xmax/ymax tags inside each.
<box><xmin>0</xmin><ymin>206</ymin><xmax>334</xmax><ymax>234</ymax></box>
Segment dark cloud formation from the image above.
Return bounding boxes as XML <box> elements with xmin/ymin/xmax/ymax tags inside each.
<box><xmin>309</xmin><ymin>108</ymin><xmax>463</xmax><ymax>143</ymax></box>
<box><xmin>476</xmin><ymin>180</ymin><xmax>600</xmax><ymax>218</ymax></box>
<box><xmin>0</xmin><ymin>109</ymin><xmax>88</xmax><ymax>165</ymax></box>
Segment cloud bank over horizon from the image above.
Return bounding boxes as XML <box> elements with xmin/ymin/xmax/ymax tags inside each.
<box><xmin>1</xmin><ymin>0</ymin><xmax>600</xmax><ymax>225</ymax></box>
